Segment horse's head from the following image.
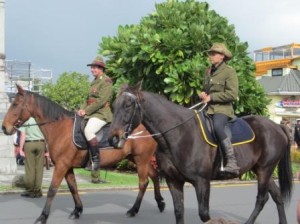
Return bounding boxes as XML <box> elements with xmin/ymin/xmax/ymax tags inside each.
<box><xmin>2</xmin><ymin>85</ymin><xmax>32</xmax><ymax>135</ymax></box>
<box><xmin>109</xmin><ymin>83</ymin><xmax>143</xmax><ymax>148</ymax></box>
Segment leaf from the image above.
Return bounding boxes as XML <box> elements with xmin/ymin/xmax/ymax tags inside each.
<box><xmin>98</xmin><ymin>0</ymin><xmax>270</xmax><ymax>114</ymax></box>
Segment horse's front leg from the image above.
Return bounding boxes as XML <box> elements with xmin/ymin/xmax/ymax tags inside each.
<box><xmin>193</xmin><ymin>177</ymin><xmax>211</xmax><ymax>222</ymax></box>
<box><xmin>166</xmin><ymin>177</ymin><xmax>185</xmax><ymax>224</ymax></box>
<box><xmin>34</xmin><ymin>164</ymin><xmax>69</xmax><ymax>224</ymax></box>
<box><xmin>65</xmin><ymin>168</ymin><xmax>83</xmax><ymax>219</ymax></box>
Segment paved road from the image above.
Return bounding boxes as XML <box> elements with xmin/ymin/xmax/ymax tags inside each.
<box><xmin>0</xmin><ymin>182</ymin><xmax>299</xmax><ymax>224</ymax></box>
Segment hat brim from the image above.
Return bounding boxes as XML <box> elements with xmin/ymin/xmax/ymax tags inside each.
<box><xmin>87</xmin><ymin>63</ymin><xmax>105</xmax><ymax>68</ymax></box>
<box><xmin>207</xmin><ymin>50</ymin><xmax>232</xmax><ymax>60</ymax></box>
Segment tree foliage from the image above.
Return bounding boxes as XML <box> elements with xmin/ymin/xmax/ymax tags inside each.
<box><xmin>42</xmin><ymin>72</ymin><xmax>89</xmax><ymax>110</ymax></box>
<box><xmin>99</xmin><ymin>0</ymin><xmax>270</xmax><ymax>116</ymax></box>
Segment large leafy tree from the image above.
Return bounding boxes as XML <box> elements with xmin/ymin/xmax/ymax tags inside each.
<box><xmin>100</xmin><ymin>0</ymin><xmax>270</xmax><ymax>116</ymax></box>
<box><xmin>42</xmin><ymin>72</ymin><xmax>89</xmax><ymax>110</ymax></box>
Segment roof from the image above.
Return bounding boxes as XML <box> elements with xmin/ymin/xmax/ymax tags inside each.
<box><xmin>258</xmin><ymin>69</ymin><xmax>300</xmax><ymax>95</ymax></box>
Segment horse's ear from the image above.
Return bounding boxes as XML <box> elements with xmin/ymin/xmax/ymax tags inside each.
<box><xmin>132</xmin><ymin>80</ymin><xmax>143</xmax><ymax>91</ymax></box>
<box><xmin>16</xmin><ymin>84</ymin><xmax>25</xmax><ymax>96</ymax></box>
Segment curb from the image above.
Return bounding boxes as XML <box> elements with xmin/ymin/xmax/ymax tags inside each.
<box><xmin>0</xmin><ymin>180</ymin><xmax>260</xmax><ymax>195</ymax></box>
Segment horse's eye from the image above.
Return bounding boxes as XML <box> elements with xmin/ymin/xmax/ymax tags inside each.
<box><xmin>12</xmin><ymin>103</ymin><xmax>18</xmax><ymax>107</ymax></box>
<box><xmin>124</xmin><ymin>102</ymin><xmax>132</xmax><ymax>109</ymax></box>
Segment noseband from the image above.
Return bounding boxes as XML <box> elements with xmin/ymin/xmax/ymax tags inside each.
<box><xmin>13</xmin><ymin>92</ymin><xmax>31</xmax><ymax>130</ymax></box>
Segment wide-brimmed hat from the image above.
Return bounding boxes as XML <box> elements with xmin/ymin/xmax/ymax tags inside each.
<box><xmin>87</xmin><ymin>56</ymin><xmax>106</xmax><ymax>68</ymax></box>
<box><xmin>207</xmin><ymin>43</ymin><xmax>232</xmax><ymax>60</ymax></box>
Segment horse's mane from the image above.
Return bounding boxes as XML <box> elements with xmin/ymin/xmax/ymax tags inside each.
<box><xmin>27</xmin><ymin>91</ymin><xmax>74</xmax><ymax>120</ymax></box>
<box><xmin>119</xmin><ymin>84</ymin><xmax>188</xmax><ymax>111</ymax></box>
<box><xmin>119</xmin><ymin>83</ymin><xmax>144</xmax><ymax>101</ymax></box>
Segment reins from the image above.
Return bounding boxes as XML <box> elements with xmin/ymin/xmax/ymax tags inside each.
<box><xmin>127</xmin><ymin>100</ymin><xmax>207</xmax><ymax>139</ymax></box>
<box><xmin>18</xmin><ymin>117</ymin><xmax>75</xmax><ymax>129</ymax></box>
<box><xmin>13</xmin><ymin>91</ymin><xmax>75</xmax><ymax>130</ymax></box>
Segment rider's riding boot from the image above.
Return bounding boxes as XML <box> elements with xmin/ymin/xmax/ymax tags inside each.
<box><xmin>220</xmin><ymin>138</ymin><xmax>240</xmax><ymax>175</ymax></box>
<box><xmin>88</xmin><ymin>137</ymin><xmax>100</xmax><ymax>171</ymax></box>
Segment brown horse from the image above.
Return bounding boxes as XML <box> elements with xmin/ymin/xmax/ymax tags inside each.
<box><xmin>1</xmin><ymin>85</ymin><xmax>165</xmax><ymax>224</ymax></box>
<box><xmin>109</xmin><ymin>84</ymin><xmax>293</xmax><ymax>224</ymax></box>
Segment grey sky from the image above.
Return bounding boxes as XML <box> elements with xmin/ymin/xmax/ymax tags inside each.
<box><xmin>5</xmin><ymin>0</ymin><xmax>300</xmax><ymax>78</ymax></box>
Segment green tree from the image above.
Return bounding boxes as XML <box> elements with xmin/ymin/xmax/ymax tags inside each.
<box><xmin>42</xmin><ymin>72</ymin><xmax>89</xmax><ymax>110</ymax></box>
<box><xmin>100</xmin><ymin>0</ymin><xmax>270</xmax><ymax>116</ymax></box>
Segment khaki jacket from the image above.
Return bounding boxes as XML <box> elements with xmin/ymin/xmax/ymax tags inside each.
<box><xmin>80</xmin><ymin>74</ymin><xmax>113</xmax><ymax>122</ymax></box>
<box><xmin>202</xmin><ymin>62</ymin><xmax>238</xmax><ymax>118</ymax></box>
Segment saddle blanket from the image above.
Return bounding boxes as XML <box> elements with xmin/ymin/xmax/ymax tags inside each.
<box><xmin>196</xmin><ymin>111</ymin><xmax>255</xmax><ymax>147</ymax></box>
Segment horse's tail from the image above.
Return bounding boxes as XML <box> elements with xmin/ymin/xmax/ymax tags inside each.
<box><xmin>278</xmin><ymin>124</ymin><xmax>293</xmax><ymax>203</ymax></box>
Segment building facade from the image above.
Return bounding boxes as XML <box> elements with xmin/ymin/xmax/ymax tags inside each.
<box><xmin>255</xmin><ymin>43</ymin><xmax>300</xmax><ymax>125</ymax></box>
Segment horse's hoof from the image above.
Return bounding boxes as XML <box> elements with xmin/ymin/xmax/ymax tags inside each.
<box><xmin>34</xmin><ymin>215</ymin><xmax>48</xmax><ymax>224</ymax></box>
<box><xmin>158</xmin><ymin>201</ymin><xmax>166</xmax><ymax>212</ymax></box>
<box><xmin>126</xmin><ymin>209</ymin><xmax>138</xmax><ymax>217</ymax></box>
<box><xmin>69</xmin><ymin>206</ymin><xmax>83</xmax><ymax>219</ymax></box>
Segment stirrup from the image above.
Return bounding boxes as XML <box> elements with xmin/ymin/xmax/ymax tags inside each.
<box><xmin>223</xmin><ymin>166</ymin><xmax>239</xmax><ymax>175</ymax></box>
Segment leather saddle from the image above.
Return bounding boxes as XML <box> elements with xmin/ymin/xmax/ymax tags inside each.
<box><xmin>72</xmin><ymin>114</ymin><xmax>113</xmax><ymax>150</ymax></box>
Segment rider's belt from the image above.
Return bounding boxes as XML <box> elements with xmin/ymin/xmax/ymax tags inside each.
<box><xmin>25</xmin><ymin>139</ymin><xmax>44</xmax><ymax>143</ymax></box>
<box><xmin>87</xmin><ymin>99</ymin><xmax>110</xmax><ymax>108</ymax></box>
<box><xmin>87</xmin><ymin>99</ymin><xmax>96</xmax><ymax>105</ymax></box>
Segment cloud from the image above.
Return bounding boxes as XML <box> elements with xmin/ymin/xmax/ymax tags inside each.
<box><xmin>207</xmin><ymin>0</ymin><xmax>300</xmax><ymax>52</ymax></box>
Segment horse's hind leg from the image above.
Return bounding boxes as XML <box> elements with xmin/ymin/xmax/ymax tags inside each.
<box><xmin>245</xmin><ymin>171</ymin><xmax>271</xmax><ymax>224</ymax></box>
<box><xmin>65</xmin><ymin>168</ymin><xmax>83</xmax><ymax>219</ymax></box>
<box><xmin>166</xmin><ymin>177</ymin><xmax>185</xmax><ymax>224</ymax></box>
<box><xmin>268</xmin><ymin>178</ymin><xmax>287</xmax><ymax>224</ymax></box>
<box><xmin>148</xmin><ymin>164</ymin><xmax>165</xmax><ymax>212</ymax></box>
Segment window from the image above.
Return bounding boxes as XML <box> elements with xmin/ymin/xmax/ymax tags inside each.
<box><xmin>272</xmin><ymin>68</ymin><xmax>283</xmax><ymax>76</ymax></box>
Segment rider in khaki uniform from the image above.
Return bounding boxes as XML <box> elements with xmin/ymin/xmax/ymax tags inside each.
<box><xmin>77</xmin><ymin>56</ymin><xmax>113</xmax><ymax>171</ymax></box>
<box><xmin>199</xmin><ymin>43</ymin><xmax>240</xmax><ymax>175</ymax></box>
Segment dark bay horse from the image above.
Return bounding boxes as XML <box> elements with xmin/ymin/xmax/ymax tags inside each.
<box><xmin>1</xmin><ymin>85</ymin><xmax>165</xmax><ymax>224</ymax></box>
<box><xmin>109</xmin><ymin>84</ymin><xmax>293</xmax><ymax>224</ymax></box>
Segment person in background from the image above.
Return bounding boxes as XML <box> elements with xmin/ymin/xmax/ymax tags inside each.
<box><xmin>19</xmin><ymin>117</ymin><xmax>46</xmax><ymax>198</ymax></box>
<box><xmin>294</xmin><ymin>119</ymin><xmax>300</xmax><ymax>149</ymax></box>
<box><xmin>77</xmin><ymin>56</ymin><xmax>113</xmax><ymax>171</ymax></box>
<box><xmin>13</xmin><ymin>129</ymin><xmax>25</xmax><ymax>165</ymax></box>
<box><xmin>85</xmin><ymin>160</ymin><xmax>107</xmax><ymax>183</ymax></box>
<box><xmin>199</xmin><ymin>43</ymin><xmax>239</xmax><ymax>175</ymax></box>
<box><xmin>280</xmin><ymin>117</ymin><xmax>293</xmax><ymax>143</ymax></box>
<box><xmin>91</xmin><ymin>170</ymin><xmax>107</xmax><ymax>184</ymax></box>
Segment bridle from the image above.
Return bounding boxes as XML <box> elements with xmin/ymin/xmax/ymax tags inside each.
<box><xmin>120</xmin><ymin>92</ymin><xmax>142</xmax><ymax>141</ymax></box>
<box><xmin>13</xmin><ymin>92</ymin><xmax>31</xmax><ymax>130</ymax></box>
<box><xmin>119</xmin><ymin>91</ymin><xmax>207</xmax><ymax>140</ymax></box>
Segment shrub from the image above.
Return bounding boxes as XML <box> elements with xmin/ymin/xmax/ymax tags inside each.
<box><xmin>291</xmin><ymin>150</ymin><xmax>300</xmax><ymax>163</ymax></box>
<box><xmin>116</xmin><ymin>159</ymin><xmax>136</xmax><ymax>172</ymax></box>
